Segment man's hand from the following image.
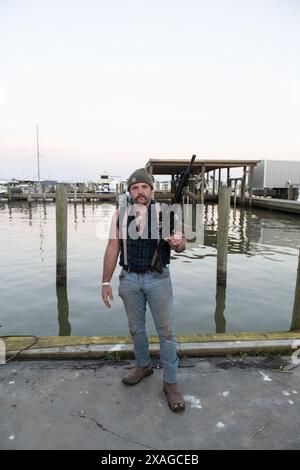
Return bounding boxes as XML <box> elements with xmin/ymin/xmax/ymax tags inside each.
<box><xmin>102</xmin><ymin>285</ymin><xmax>114</xmax><ymax>308</ymax></box>
<box><xmin>166</xmin><ymin>233</ymin><xmax>186</xmax><ymax>253</ymax></box>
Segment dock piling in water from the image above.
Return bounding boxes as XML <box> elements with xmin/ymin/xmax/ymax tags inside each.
<box><xmin>291</xmin><ymin>250</ymin><xmax>300</xmax><ymax>331</ymax></box>
<box><xmin>217</xmin><ymin>185</ymin><xmax>231</xmax><ymax>286</ymax></box>
<box><xmin>56</xmin><ymin>183</ymin><xmax>68</xmax><ymax>285</ymax></box>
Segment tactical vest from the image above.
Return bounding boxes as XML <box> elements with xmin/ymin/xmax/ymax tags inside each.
<box><xmin>119</xmin><ymin>200</ymin><xmax>170</xmax><ymax>272</ymax></box>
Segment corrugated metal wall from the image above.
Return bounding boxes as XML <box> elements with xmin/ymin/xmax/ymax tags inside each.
<box><xmin>265</xmin><ymin>160</ymin><xmax>300</xmax><ymax>188</ymax></box>
<box><xmin>253</xmin><ymin>160</ymin><xmax>300</xmax><ymax>188</ymax></box>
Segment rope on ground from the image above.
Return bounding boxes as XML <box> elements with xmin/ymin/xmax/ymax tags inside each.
<box><xmin>0</xmin><ymin>335</ymin><xmax>38</xmax><ymax>363</ymax></box>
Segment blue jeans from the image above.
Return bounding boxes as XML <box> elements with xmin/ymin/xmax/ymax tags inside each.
<box><xmin>118</xmin><ymin>266</ymin><xmax>178</xmax><ymax>384</ymax></box>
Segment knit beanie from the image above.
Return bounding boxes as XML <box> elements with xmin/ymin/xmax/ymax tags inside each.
<box><xmin>127</xmin><ymin>168</ymin><xmax>154</xmax><ymax>190</ymax></box>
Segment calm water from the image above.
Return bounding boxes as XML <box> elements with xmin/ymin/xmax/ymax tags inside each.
<box><xmin>0</xmin><ymin>201</ymin><xmax>299</xmax><ymax>336</ymax></box>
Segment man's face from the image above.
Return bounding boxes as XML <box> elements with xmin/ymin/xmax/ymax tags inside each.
<box><xmin>129</xmin><ymin>182</ymin><xmax>152</xmax><ymax>205</ymax></box>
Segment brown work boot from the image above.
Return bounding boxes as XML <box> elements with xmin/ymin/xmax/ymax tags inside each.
<box><xmin>163</xmin><ymin>382</ymin><xmax>185</xmax><ymax>412</ymax></box>
<box><xmin>122</xmin><ymin>363</ymin><xmax>153</xmax><ymax>385</ymax></box>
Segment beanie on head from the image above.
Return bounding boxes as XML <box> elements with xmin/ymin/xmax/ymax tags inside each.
<box><xmin>127</xmin><ymin>168</ymin><xmax>154</xmax><ymax>190</ymax></box>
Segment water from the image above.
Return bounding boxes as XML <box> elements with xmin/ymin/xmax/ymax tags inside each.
<box><xmin>0</xmin><ymin>201</ymin><xmax>299</xmax><ymax>336</ymax></box>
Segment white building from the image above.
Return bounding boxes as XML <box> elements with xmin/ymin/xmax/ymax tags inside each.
<box><xmin>252</xmin><ymin>159</ymin><xmax>300</xmax><ymax>199</ymax></box>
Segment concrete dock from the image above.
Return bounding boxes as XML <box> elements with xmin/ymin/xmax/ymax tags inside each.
<box><xmin>250</xmin><ymin>196</ymin><xmax>300</xmax><ymax>215</ymax></box>
<box><xmin>1</xmin><ymin>355</ymin><xmax>300</xmax><ymax>450</ymax></box>
<box><xmin>1</xmin><ymin>333</ymin><xmax>300</xmax><ymax>449</ymax></box>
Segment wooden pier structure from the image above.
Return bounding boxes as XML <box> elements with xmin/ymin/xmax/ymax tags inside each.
<box><xmin>146</xmin><ymin>157</ymin><xmax>260</xmax><ymax>207</ymax></box>
<box><xmin>1</xmin><ymin>192</ymin><xmax>118</xmax><ymax>203</ymax></box>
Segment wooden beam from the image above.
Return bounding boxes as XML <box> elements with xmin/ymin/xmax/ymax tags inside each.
<box><xmin>56</xmin><ymin>184</ymin><xmax>68</xmax><ymax>285</ymax></box>
<box><xmin>217</xmin><ymin>185</ymin><xmax>231</xmax><ymax>285</ymax></box>
<box><xmin>200</xmin><ymin>165</ymin><xmax>205</xmax><ymax>204</ymax></box>
<box><xmin>241</xmin><ymin>166</ymin><xmax>246</xmax><ymax>207</ymax></box>
<box><xmin>248</xmin><ymin>166</ymin><xmax>254</xmax><ymax>208</ymax></box>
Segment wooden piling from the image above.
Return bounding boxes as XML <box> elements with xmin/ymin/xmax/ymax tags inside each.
<box><xmin>218</xmin><ymin>168</ymin><xmax>221</xmax><ymax>194</ymax></box>
<box><xmin>56</xmin><ymin>183</ymin><xmax>68</xmax><ymax>285</ymax></box>
<box><xmin>248</xmin><ymin>166</ymin><xmax>254</xmax><ymax>208</ymax></box>
<box><xmin>291</xmin><ymin>250</ymin><xmax>300</xmax><ymax>331</ymax></box>
<box><xmin>217</xmin><ymin>185</ymin><xmax>231</xmax><ymax>285</ymax></box>
<box><xmin>240</xmin><ymin>166</ymin><xmax>246</xmax><ymax>207</ymax></box>
<box><xmin>227</xmin><ymin>168</ymin><xmax>230</xmax><ymax>185</ymax></box>
<box><xmin>200</xmin><ymin>165</ymin><xmax>205</xmax><ymax>204</ymax></box>
<box><xmin>233</xmin><ymin>180</ymin><xmax>237</xmax><ymax>209</ymax></box>
<box><xmin>74</xmin><ymin>185</ymin><xmax>77</xmax><ymax>204</ymax></box>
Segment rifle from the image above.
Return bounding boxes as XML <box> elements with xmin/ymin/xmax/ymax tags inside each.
<box><xmin>150</xmin><ymin>154</ymin><xmax>196</xmax><ymax>273</ymax></box>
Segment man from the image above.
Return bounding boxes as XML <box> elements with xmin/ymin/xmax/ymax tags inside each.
<box><xmin>101</xmin><ymin>168</ymin><xmax>186</xmax><ymax>412</ymax></box>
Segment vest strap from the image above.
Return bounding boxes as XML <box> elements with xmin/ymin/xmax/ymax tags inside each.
<box><xmin>121</xmin><ymin>202</ymin><xmax>160</xmax><ymax>269</ymax></box>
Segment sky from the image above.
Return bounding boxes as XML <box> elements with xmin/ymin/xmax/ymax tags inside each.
<box><xmin>0</xmin><ymin>0</ymin><xmax>300</xmax><ymax>181</ymax></box>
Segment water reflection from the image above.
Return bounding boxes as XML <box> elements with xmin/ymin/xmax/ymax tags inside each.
<box><xmin>38</xmin><ymin>205</ymin><xmax>45</xmax><ymax>262</ymax></box>
<box><xmin>181</xmin><ymin>204</ymin><xmax>300</xmax><ymax>260</ymax></box>
<box><xmin>74</xmin><ymin>203</ymin><xmax>78</xmax><ymax>230</ymax></box>
<box><xmin>95</xmin><ymin>203</ymin><xmax>116</xmax><ymax>239</ymax></box>
<box><xmin>56</xmin><ymin>284</ymin><xmax>71</xmax><ymax>336</ymax></box>
<box><xmin>0</xmin><ymin>201</ymin><xmax>299</xmax><ymax>335</ymax></box>
<box><xmin>214</xmin><ymin>283</ymin><xmax>226</xmax><ymax>333</ymax></box>
<box><xmin>28</xmin><ymin>201</ymin><xmax>33</xmax><ymax>226</ymax></box>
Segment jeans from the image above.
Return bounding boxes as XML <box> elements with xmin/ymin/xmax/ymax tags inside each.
<box><xmin>118</xmin><ymin>266</ymin><xmax>178</xmax><ymax>384</ymax></box>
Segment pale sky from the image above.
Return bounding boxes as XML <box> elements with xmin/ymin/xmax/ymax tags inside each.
<box><xmin>0</xmin><ymin>0</ymin><xmax>300</xmax><ymax>181</ymax></box>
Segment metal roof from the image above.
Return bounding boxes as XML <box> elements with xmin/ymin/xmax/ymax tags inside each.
<box><xmin>145</xmin><ymin>158</ymin><xmax>260</xmax><ymax>174</ymax></box>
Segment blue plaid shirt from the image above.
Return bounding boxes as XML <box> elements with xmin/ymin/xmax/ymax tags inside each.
<box><xmin>118</xmin><ymin>200</ymin><xmax>170</xmax><ymax>272</ymax></box>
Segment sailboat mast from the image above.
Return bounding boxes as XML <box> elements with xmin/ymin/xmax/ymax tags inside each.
<box><xmin>36</xmin><ymin>124</ymin><xmax>40</xmax><ymax>182</ymax></box>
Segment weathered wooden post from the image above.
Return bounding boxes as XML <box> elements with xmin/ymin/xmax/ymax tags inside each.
<box><xmin>217</xmin><ymin>184</ymin><xmax>231</xmax><ymax>286</ymax></box>
<box><xmin>233</xmin><ymin>179</ymin><xmax>237</xmax><ymax>209</ymax></box>
<box><xmin>240</xmin><ymin>166</ymin><xmax>246</xmax><ymax>207</ymax></box>
<box><xmin>248</xmin><ymin>166</ymin><xmax>254</xmax><ymax>208</ymax></box>
<box><xmin>200</xmin><ymin>165</ymin><xmax>205</xmax><ymax>204</ymax></box>
<box><xmin>218</xmin><ymin>168</ymin><xmax>221</xmax><ymax>193</ymax></box>
<box><xmin>212</xmin><ymin>170</ymin><xmax>216</xmax><ymax>195</ymax></box>
<box><xmin>291</xmin><ymin>250</ymin><xmax>300</xmax><ymax>331</ymax></box>
<box><xmin>74</xmin><ymin>184</ymin><xmax>77</xmax><ymax>204</ymax></box>
<box><xmin>56</xmin><ymin>183</ymin><xmax>68</xmax><ymax>285</ymax></box>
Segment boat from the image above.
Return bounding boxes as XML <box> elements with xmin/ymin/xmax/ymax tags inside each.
<box><xmin>95</xmin><ymin>172</ymin><xmax>114</xmax><ymax>195</ymax></box>
<box><xmin>0</xmin><ymin>181</ymin><xmax>8</xmax><ymax>196</ymax></box>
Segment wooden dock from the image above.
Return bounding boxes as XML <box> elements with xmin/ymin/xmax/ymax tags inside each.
<box><xmin>0</xmin><ymin>192</ymin><xmax>118</xmax><ymax>203</ymax></box>
<box><xmin>1</xmin><ymin>192</ymin><xmax>299</xmax><ymax>215</ymax></box>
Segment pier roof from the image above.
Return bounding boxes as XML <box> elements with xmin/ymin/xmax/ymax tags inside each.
<box><xmin>145</xmin><ymin>158</ymin><xmax>260</xmax><ymax>175</ymax></box>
